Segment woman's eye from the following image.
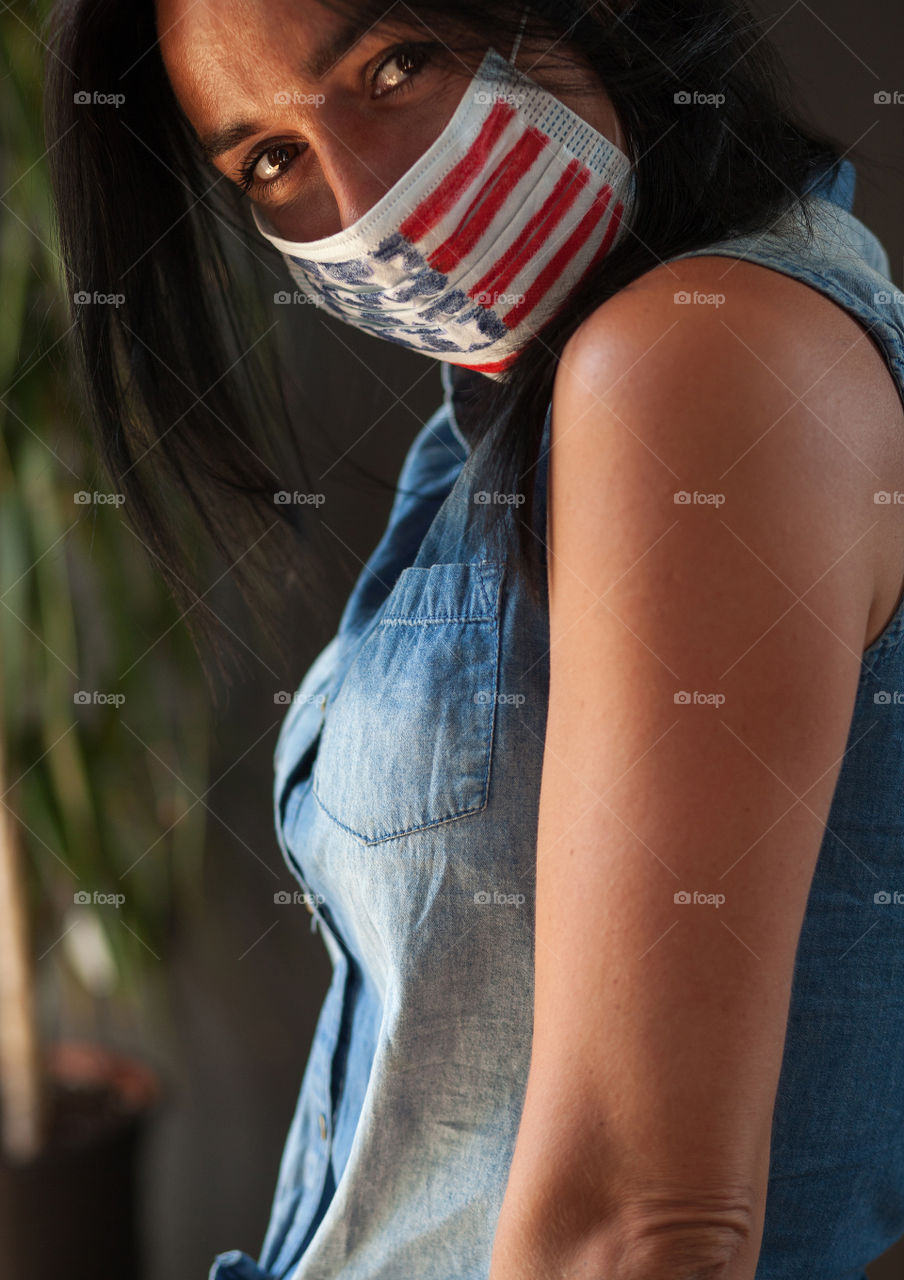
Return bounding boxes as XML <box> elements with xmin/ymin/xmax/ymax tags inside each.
<box><xmin>371</xmin><ymin>43</ymin><xmax>434</xmax><ymax>97</ymax></box>
<box><xmin>245</xmin><ymin>143</ymin><xmax>298</xmax><ymax>190</ymax></box>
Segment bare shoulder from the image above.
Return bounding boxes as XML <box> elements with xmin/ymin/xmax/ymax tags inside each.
<box><xmin>551</xmin><ymin>254</ymin><xmax>904</xmax><ymax>653</ymax></box>
<box><xmin>559</xmin><ymin>253</ymin><xmax>899</xmax><ymax>428</ymax></box>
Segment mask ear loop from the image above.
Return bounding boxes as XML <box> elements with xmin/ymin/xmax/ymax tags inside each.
<box><xmin>509</xmin><ymin>2</ymin><xmax>529</xmax><ymax>66</ymax></box>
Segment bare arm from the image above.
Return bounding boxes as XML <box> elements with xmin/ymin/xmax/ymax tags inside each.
<box><xmin>489</xmin><ymin>261</ymin><xmax>878</xmax><ymax>1280</ymax></box>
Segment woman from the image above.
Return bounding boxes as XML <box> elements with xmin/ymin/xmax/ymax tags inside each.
<box><xmin>43</xmin><ymin>0</ymin><xmax>904</xmax><ymax>1277</ymax></box>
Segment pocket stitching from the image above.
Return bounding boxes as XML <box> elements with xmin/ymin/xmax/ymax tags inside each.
<box><xmin>311</xmin><ymin>560</ymin><xmax>502</xmax><ymax>844</ymax></box>
<box><xmin>380</xmin><ymin>558</ymin><xmax>500</xmax><ymax>623</ymax></box>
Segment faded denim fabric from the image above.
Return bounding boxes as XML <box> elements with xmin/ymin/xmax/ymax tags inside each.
<box><xmin>210</xmin><ymin>157</ymin><xmax>904</xmax><ymax>1280</ymax></box>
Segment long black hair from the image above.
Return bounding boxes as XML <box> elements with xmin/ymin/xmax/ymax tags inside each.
<box><xmin>43</xmin><ymin>0</ymin><xmax>848</xmax><ymax>687</ymax></box>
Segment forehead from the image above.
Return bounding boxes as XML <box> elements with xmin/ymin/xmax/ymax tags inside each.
<box><xmin>155</xmin><ymin>0</ymin><xmax>342</xmax><ymax>109</ymax></box>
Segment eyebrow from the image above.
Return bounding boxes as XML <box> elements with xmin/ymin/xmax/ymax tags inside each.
<box><xmin>198</xmin><ymin>14</ymin><xmax>377</xmax><ymax>163</ymax></box>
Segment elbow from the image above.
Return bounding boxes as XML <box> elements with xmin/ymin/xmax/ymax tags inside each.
<box><xmin>492</xmin><ymin>1172</ymin><xmax>761</xmax><ymax>1280</ymax></box>
<box><xmin>581</xmin><ymin>1192</ymin><xmax>759</xmax><ymax>1280</ymax></box>
<box><xmin>615</xmin><ymin>1225</ymin><xmax>753</xmax><ymax>1280</ymax></box>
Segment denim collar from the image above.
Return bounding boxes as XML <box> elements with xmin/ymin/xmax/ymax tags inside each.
<box><xmin>806</xmin><ymin>156</ymin><xmax>857</xmax><ymax>212</ymax></box>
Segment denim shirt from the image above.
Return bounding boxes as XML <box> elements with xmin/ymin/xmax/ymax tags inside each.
<box><xmin>209</xmin><ymin>158</ymin><xmax>904</xmax><ymax>1280</ymax></box>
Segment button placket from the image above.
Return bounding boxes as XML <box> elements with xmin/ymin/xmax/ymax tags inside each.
<box><xmin>266</xmin><ymin>924</ymin><xmax>350</xmax><ymax>1278</ymax></box>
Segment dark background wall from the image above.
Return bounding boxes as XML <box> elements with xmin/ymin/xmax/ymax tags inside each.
<box><xmin>96</xmin><ymin>3</ymin><xmax>903</xmax><ymax>1276</ymax></box>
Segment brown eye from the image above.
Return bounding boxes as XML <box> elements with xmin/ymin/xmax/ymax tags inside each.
<box><xmin>252</xmin><ymin>144</ymin><xmax>296</xmax><ymax>185</ymax></box>
<box><xmin>371</xmin><ymin>44</ymin><xmax>433</xmax><ymax>97</ymax></box>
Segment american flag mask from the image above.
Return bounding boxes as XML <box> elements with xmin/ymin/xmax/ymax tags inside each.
<box><xmin>252</xmin><ymin>43</ymin><xmax>635</xmax><ymax>379</ymax></box>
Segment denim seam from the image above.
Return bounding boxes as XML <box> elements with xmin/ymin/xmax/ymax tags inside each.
<box><xmin>311</xmin><ymin>604</ymin><xmax>500</xmax><ymax>845</ymax></box>
<box><xmin>380</xmin><ymin>559</ymin><xmax>501</xmax><ymax>622</ymax></box>
<box><xmin>380</xmin><ymin>614</ymin><xmax>495</xmax><ymax>625</ymax></box>
<box><xmin>861</xmin><ymin>609</ymin><xmax>904</xmax><ymax>666</ymax></box>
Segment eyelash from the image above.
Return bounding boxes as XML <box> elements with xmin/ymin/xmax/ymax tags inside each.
<box><xmin>234</xmin><ymin>41</ymin><xmax>435</xmax><ymax>198</ymax></box>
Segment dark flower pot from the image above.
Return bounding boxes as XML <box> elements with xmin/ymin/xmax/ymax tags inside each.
<box><xmin>0</xmin><ymin>1040</ymin><xmax>161</xmax><ymax>1280</ymax></box>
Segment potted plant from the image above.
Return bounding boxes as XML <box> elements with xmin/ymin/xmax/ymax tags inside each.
<box><xmin>0</xmin><ymin>9</ymin><xmax>210</xmax><ymax>1276</ymax></box>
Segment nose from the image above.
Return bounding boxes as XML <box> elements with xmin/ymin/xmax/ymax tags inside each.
<box><xmin>316</xmin><ymin>120</ymin><xmax>392</xmax><ymax>232</ymax></box>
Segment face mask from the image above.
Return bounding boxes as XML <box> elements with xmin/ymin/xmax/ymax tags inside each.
<box><xmin>251</xmin><ymin>17</ymin><xmax>635</xmax><ymax>378</ymax></box>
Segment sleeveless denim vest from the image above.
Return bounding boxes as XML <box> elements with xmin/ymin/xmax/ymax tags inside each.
<box><xmin>210</xmin><ymin>158</ymin><xmax>904</xmax><ymax>1280</ymax></box>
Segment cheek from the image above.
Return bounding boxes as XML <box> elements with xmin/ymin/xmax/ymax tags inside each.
<box><xmin>264</xmin><ymin>178</ymin><xmax>341</xmax><ymax>242</ymax></box>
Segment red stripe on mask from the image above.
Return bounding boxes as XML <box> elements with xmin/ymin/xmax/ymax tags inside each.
<box><xmin>427</xmin><ymin>126</ymin><xmax>548</xmax><ymax>276</ymax></box>
<box><xmin>501</xmin><ymin>182</ymin><xmax>616</xmax><ymax>331</ymax></box>
<box><xmin>468</xmin><ymin>158</ymin><xmax>588</xmax><ymax>307</ymax></box>
<box><xmin>398</xmin><ymin>100</ymin><xmax>516</xmax><ymax>243</ymax></box>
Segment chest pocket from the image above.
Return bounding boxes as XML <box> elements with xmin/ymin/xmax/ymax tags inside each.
<box><xmin>311</xmin><ymin>560</ymin><xmax>503</xmax><ymax>845</ymax></box>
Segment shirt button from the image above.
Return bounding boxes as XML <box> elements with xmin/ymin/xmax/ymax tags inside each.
<box><xmin>318</xmin><ymin>693</ymin><xmax>328</xmax><ymax>713</ymax></box>
<box><xmin>318</xmin><ymin>1112</ymin><xmax>328</xmax><ymax>1141</ymax></box>
<box><xmin>304</xmin><ymin>893</ymin><xmax>314</xmax><ymax>916</ymax></box>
